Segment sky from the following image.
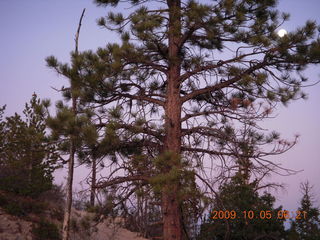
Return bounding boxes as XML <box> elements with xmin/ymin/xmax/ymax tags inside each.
<box><xmin>0</xmin><ymin>0</ymin><xmax>319</xmax><ymax>214</ymax></box>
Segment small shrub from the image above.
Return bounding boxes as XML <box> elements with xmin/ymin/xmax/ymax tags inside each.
<box><xmin>85</xmin><ymin>204</ymin><xmax>100</xmax><ymax>213</ymax></box>
<box><xmin>0</xmin><ymin>193</ymin><xmax>8</xmax><ymax>206</ymax></box>
<box><xmin>4</xmin><ymin>201</ymin><xmax>26</xmax><ymax>217</ymax></box>
<box><xmin>80</xmin><ymin>215</ymin><xmax>91</xmax><ymax>229</ymax></box>
<box><xmin>50</xmin><ymin>207</ymin><xmax>64</xmax><ymax>221</ymax></box>
<box><xmin>70</xmin><ymin>217</ymin><xmax>79</xmax><ymax>232</ymax></box>
<box><xmin>0</xmin><ymin>192</ymin><xmax>46</xmax><ymax>217</ymax></box>
<box><xmin>23</xmin><ymin>198</ymin><xmax>46</xmax><ymax>215</ymax></box>
<box><xmin>39</xmin><ymin>184</ymin><xmax>65</xmax><ymax>207</ymax></box>
<box><xmin>33</xmin><ymin>220</ymin><xmax>61</xmax><ymax>240</ymax></box>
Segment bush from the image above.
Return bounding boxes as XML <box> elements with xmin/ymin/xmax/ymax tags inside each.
<box><xmin>80</xmin><ymin>215</ymin><xmax>91</xmax><ymax>229</ymax></box>
<box><xmin>4</xmin><ymin>201</ymin><xmax>26</xmax><ymax>217</ymax></box>
<box><xmin>0</xmin><ymin>191</ymin><xmax>46</xmax><ymax>217</ymax></box>
<box><xmin>33</xmin><ymin>220</ymin><xmax>61</xmax><ymax>240</ymax></box>
<box><xmin>70</xmin><ymin>217</ymin><xmax>79</xmax><ymax>232</ymax></box>
<box><xmin>39</xmin><ymin>184</ymin><xmax>65</xmax><ymax>207</ymax></box>
<box><xmin>0</xmin><ymin>193</ymin><xmax>8</xmax><ymax>206</ymax></box>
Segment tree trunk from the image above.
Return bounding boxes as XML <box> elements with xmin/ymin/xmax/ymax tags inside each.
<box><xmin>61</xmin><ymin>9</ymin><xmax>85</xmax><ymax>240</ymax></box>
<box><xmin>162</xmin><ymin>0</ymin><xmax>183</xmax><ymax>239</ymax></box>
<box><xmin>62</xmin><ymin>69</ymin><xmax>78</xmax><ymax>240</ymax></box>
<box><xmin>162</xmin><ymin>93</ymin><xmax>183</xmax><ymax>239</ymax></box>
<box><xmin>62</xmin><ymin>142</ymin><xmax>75</xmax><ymax>240</ymax></box>
<box><xmin>162</xmin><ymin>185</ymin><xmax>183</xmax><ymax>240</ymax></box>
<box><xmin>90</xmin><ymin>157</ymin><xmax>96</xmax><ymax>207</ymax></box>
<box><xmin>162</xmin><ymin>59</ymin><xmax>183</xmax><ymax>240</ymax></box>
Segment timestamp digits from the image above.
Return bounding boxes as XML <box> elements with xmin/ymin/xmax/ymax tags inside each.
<box><xmin>211</xmin><ymin>210</ymin><xmax>307</xmax><ymax>220</ymax></box>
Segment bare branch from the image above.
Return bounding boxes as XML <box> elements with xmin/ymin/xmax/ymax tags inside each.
<box><xmin>75</xmin><ymin>8</ymin><xmax>86</xmax><ymax>54</ymax></box>
<box><xmin>95</xmin><ymin>175</ymin><xmax>149</xmax><ymax>189</ymax></box>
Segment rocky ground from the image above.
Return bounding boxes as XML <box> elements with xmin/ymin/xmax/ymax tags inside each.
<box><xmin>0</xmin><ymin>207</ymin><xmax>147</xmax><ymax>240</ymax></box>
<box><xmin>0</xmin><ymin>208</ymin><xmax>33</xmax><ymax>240</ymax></box>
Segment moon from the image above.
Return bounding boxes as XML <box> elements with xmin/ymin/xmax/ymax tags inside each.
<box><xmin>277</xmin><ymin>29</ymin><xmax>287</xmax><ymax>37</ymax></box>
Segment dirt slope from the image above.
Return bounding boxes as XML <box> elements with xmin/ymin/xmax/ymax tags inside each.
<box><xmin>0</xmin><ymin>208</ymin><xmax>148</xmax><ymax>240</ymax></box>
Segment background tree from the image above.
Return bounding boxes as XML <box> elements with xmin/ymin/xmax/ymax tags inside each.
<box><xmin>0</xmin><ymin>95</ymin><xmax>57</xmax><ymax>198</ymax></box>
<box><xmin>288</xmin><ymin>181</ymin><xmax>320</xmax><ymax>240</ymax></box>
<box><xmin>197</xmin><ymin>174</ymin><xmax>286</xmax><ymax>240</ymax></box>
<box><xmin>197</xmin><ymin>123</ymin><xmax>289</xmax><ymax>240</ymax></box>
<box><xmin>47</xmin><ymin>0</ymin><xmax>320</xmax><ymax>239</ymax></box>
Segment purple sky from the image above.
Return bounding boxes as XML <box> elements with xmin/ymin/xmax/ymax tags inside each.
<box><xmin>0</xmin><ymin>0</ymin><xmax>319</xmax><ymax>212</ymax></box>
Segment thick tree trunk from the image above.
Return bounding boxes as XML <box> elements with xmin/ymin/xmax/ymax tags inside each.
<box><xmin>162</xmin><ymin>186</ymin><xmax>182</xmax><ymax>240</ymax></box>
<box><xmin>162</xmin><ymin>85</ymin><xmax>183</xmax><ymax>239</ymax></box>
<box><xmin>162</xmin><ymin>1</ymin><xmax>183</xmax><ymax>239</ymax></box>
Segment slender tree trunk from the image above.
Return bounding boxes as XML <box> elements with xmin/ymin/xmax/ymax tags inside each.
<box><xmin>61</xmin><ymin>8</ymin><xmax>85</xmax><ymax>240</ymax></box>
<box><xmin>143</xmin><ymin>192</ymin><xmax>148</xmax><ymax>237</ymax></box>
<box><xmin>62</xmin><ymin>142</ymin><xmax>75</xmax><ymax>240</ymax></box>
<box><xmin>90</xmin><ymin>157</ymin><xmax>96</xmax><ymax>207</ymax></box>
<box><xmin>62</xmin><ymin>89</ymin><xmax>77</xmax><ymax>240</ymax></box>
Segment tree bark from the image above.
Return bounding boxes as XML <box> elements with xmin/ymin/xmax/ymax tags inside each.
<box><xmin>62</xmin><ymin>142</ymin><xmax>75</xmax><ymax>240</ymax></box>
<box><xmin>90</xmin><ymin>157</ymin><xmax>97</xmax><ymax>207</ymax></box>
<box><xmin>162</xmin><ymin>70</ymin><xmax>183</xmax><ymax>239</ymax></box>
<box><xmin>162</xmin><ymin>187</ymin><xmax>183</xmax><ymax>240</ymax></box>
<box><xmin>162</xmin><ymin>1</ymin><xmax>183</xmax><ymax>239</ymax></box>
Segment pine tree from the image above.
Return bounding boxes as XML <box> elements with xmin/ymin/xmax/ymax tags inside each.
<box><xmin>197</xmin><ymin>174</ymin><xmax>286</xmax><ymax>240</ymax></box>
<box><xmin>288</xmin><ymin>182</ymin><xmax>320</xmax><ymax>240</ymax></box>
<box><xmin>46</xmin><ymin>9</ymin><xmax>93</xmax><ymax>240</ymax></box>
<box><xmin>0</xmin><ymin>96</ymin><xmax>58</xmax><ymax>198</ymax></box>
<box><xmin>47</xmin><ymin>0</ymin><xmax>320</xmax><ymax>239</ymax></box>
<box><xmin>197</xmin><ymin>124</ymin><xmax>288</xmax><ymax>240</ymax></box>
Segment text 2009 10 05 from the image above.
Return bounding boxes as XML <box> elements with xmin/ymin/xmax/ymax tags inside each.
<box><xmin>211</xmin><ymin>210</ymin><xmax>307</xmax><ymax>220</ymax></box>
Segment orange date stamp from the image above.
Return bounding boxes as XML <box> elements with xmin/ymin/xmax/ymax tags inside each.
<box><xmin>211</xmin><ymin>210</ymin><xmax>307</xmax><ymax>220</ymax></box>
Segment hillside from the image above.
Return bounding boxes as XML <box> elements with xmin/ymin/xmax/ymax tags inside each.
<box><xmin>0</xmin><ymin>207</ymin><xmax>147</xmax><ymax>240</ymax></box>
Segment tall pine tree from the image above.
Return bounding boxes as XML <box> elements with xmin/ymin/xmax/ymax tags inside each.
<box><xmin>46</xmin><ymin>9</ymin><xmax>96</xmax><ymax>240</ymax></box>
<box><xmin>47</xmin><ymin>0</ymin><xmax>320</xmax><ymax>239</ymax></box>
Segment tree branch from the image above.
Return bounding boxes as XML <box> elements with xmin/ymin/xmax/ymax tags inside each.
<box><xmin>117</xmin><ymin>93</ymin><xmax>165</xmax><ymax>107</ymax></box>
<box><xmin>181</xmin><ymin>60</ymin><xmax>267</xmax><ymax>103</ymax></box>
<box><xmin>75</xmin><ymin>8</ymin><xmax>86</xmax><ymax>54</ymax></box>
<box><xmin>95</xmin><ymin>175</ymin><xmax>149</xmax><ymax>189</ymax></box>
